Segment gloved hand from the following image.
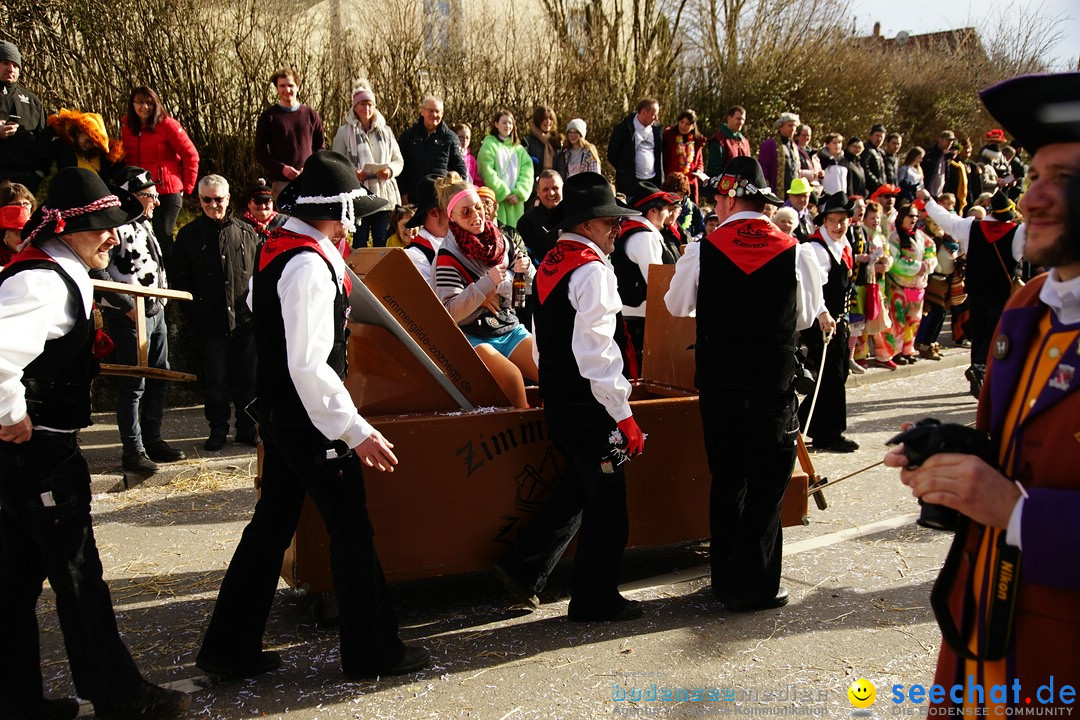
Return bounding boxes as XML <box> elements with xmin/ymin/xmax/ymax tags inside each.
<box><xmin>617</xmin><ymin>416</ymin><xmax>645</xmax><ymax>457</ymax></box>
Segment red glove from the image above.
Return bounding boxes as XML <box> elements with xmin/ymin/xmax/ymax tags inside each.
<box><xmin>617</xmin><ymin>416</ymin><xmax>645</xmax><ymax>457</ymax></box>
<box><xmin>92</xmin><ymin>329</ymin><xmax>115</xmax><ymax>360</ymax></box>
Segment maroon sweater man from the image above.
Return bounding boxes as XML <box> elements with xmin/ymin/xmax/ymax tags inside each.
<box><xmin>254</xmin><ymin>68</ymin><xmax>326</xmax><ymax>198</ymax></box>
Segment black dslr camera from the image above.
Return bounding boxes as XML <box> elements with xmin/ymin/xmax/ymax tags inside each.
<box><xmin>886</xmin><ymin>419</ymin><xmax>994</xmax><ymax>531</ymax></box>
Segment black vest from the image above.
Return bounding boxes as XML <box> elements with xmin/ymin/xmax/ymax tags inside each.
<box><xmin>696</xmin><ymin>219</ymin><xmax>798</xmax><ymax>394</ymax></box>
<box><xmin>611</xmin><ymin>223</ymin><xmax>676</xmax><ymax>308</ymax></box>
<box><xmin>808</xmin><ymin>231</ymin><xmax>853</xmax><ymax>317</ymax></box>
<box><xmin>253</xmin><ymin>239</ymin><xmax>349</xmax><ymax>435</ymax></box>
<box><xmin>0</xmin><ymin>255</ymin><xmax>96</xmax><ymax>429</ymax></box>
<box><xmin>536</xmin><ymin>241</ymin><xmax>625</xmax><ymax>408</ymax></box>
<box><xmin>848</xmin><ymin>224</ymin><xmax>871</xmax><ymax>286</ymax></box>
<box><xmin>964</xmin><ymin>220</ymin><xmax>1018</xmax><ymax>299</ymax></box>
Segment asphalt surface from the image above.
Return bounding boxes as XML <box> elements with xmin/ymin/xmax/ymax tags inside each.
<box><xmin>46</xmin><ymin>343</ymin><xmax>976</xmax><ymax>719</ymax></box>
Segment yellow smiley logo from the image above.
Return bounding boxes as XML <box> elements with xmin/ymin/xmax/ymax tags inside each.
<box><xmin>847</xmin><ymin>678</ymin><xmax>876</xmax><ymax>708</ymax></box>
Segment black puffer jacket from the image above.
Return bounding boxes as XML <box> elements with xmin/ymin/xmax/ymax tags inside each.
<box><xmin>0</xmin><ymin>81</ymin><xmax>49</xmax><ymax>190</ymax></box>
<box><xmin>397</xmin><ymin>118</ymin><xmax>467</xmax><ymax>199</ymax></box>
<box><xmin>169</xmin><ymin>211</ymin><xmax>258</xmax><ymax>335</ymax></box>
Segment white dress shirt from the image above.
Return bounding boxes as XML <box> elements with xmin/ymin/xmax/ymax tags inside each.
<box><xmin>924</xmin><ymin>197</ymin><xmax>1026</xmax><ymax>260</ymax></box>
<box><xmin>621</xmin><ymin>217</ymin><xmax>664</xmax><ymax>318</ymax></box>
<box><xmin>0</xmin><ymin>238</ymin><xmax>93</xmax><ymax>429</ymax></box>
<box><xmin>404</xmin><ymin>227</ymin><xmax>448</xmax><ymax>288</ymax></box>
<box><xmin>633</xmin><ymin>116</ymin><xmax>656</xmax><ymax>181</ymax></box>
<box><xmin>532</xmin><ymin>233</ymin><xmax>633</xmax><ymax>423</ymax></box>
<box><xmin>249</xmin><ymin>217</ymin><xmax>375</xmax><ymax>448</ymax></box>
<box><xmin>664</xmin><ymin>211</ymin><xmax>827</xmax><ymax>328</ymax></box>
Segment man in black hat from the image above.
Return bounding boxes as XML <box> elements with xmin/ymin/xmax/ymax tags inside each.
<box><xmin>666</xmin><ymin>156</ymin><xmax>827</xmax><ymax>611</ymax></box>
<box><xmin>170</xmin><ymin>174</ymin><xmax>259</xmax><ymax>450</ymax></box>
<box><xmin>799</xmin><ymin>192</ymin><xmax>858</xmax><ymax>452</ymax></box>
<box><xmin>885</xmin><ymin>72</ymin><xmax>1080</xmax><ymax>713</ymax></box>
<box><xmin>0</xmin><ymin>40</ymin><xmax>49</xmax><ymax>193</ymax></box>
<box><xmin>402</xmin><ymin>172</ymin><xmax>451</xmax><ymax>287</ymax></box>
<box><xmin>196</xmin><ymin>150</ymin><xmax>429</xmax><ymax>680</ymax></box>
<box><xmin>0</xmin><ymin>167</ymin><xmax>190</xmax><ymax>720</ymax></box>
<box><xmin>94</xmin><ymin>166</ymin><xmax>185</xmax><ymax>474</ymax></box>
<box><xmin>493</xmin><ymin>171</ymin><xmax>647</xmax><ymax>622</ymax></box>
<box><xmin>238</xmin><ymin>178</ymin><xmax>287</xmax><ymax>242</ymax></box>
<box><xmin>919</xmin><ymin>186</ymin><xmax>1022</xmax><ymax>397</ymax></box>
<box><xmin>611</xmin><ymin>181</ymin><xmax>682</xmax><ymax>371</ymax></box>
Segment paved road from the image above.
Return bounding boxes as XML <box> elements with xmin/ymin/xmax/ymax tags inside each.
<box><xmin>44</xmin><ymin>358</ymin><xmax>975</xmax><ymax>719</ymax></box>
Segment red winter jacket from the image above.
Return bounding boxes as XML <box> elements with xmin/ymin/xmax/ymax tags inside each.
<box><xmin>121</xmin><ymin>116</ymin><xmax>199</xmax><ymax>195</ymax></box>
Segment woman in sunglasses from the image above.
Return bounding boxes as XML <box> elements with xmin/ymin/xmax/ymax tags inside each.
<box><xmin>433</xmin><ymin>175</ymin><xmax>535</xmax><ymax>408</ymax></box>
<box><xmin>886</xmin><ymin>202</ymin><xmax>938</xmax><ymax>365</ymax></box>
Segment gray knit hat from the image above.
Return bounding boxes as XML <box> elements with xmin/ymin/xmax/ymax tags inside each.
<box><xmin>0</xmin><ymin>41</ymin><xmax>22</xmax><ymax>67</ymax></box>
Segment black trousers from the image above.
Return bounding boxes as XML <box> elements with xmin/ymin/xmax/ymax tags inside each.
<box><xmin>968</xmin><ymin>293</ymin><xmax>1008</xmax><ymax>368</ymax></box>
<box><xmin>0</xmin><ymin>433</ymin><xmax>144</xmax><ymax>716</ymax></box>
<box><xmin>497</xmin><ymin>401</ymin><xmax>628</xmax><ymax>615</ymax></box>
<box><xmin>197</xmin><ymin>419</ymin><xmax>405</xmax><ymax>675</ymax></box>
<box><xmin>152</xmin><ymin>192</ymin><xmax>182</xmax><ymax>262</ymax></box>
<box><xmin>701</xmin><ymin>390</ymin><xmax>797</xmax><ymax>601</ymax></box>
<box><xmin>200</xmin><ymin>331</ymin><xmax>257</xmax><ymax>437</ymax></box>
<box><xmin>798</xmin><ymin>322</ymin><xmax>849</xmax><ymax>443</ymax></box>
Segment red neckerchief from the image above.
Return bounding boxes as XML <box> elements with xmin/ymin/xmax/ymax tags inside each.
<box><xmin>536</xmin><ymin>239</ymin><xmax>602</xmax><ymax>304</ymax></box>
<box><xmin>808</xmin><ymin>228</ymin><xmax>853</xmax><ymax>271</ymax></box>
<box><xmin>260</xmin><ymin>227</ymin><xmax>351</xmax><ymax>295</ymax></box>
<box><xmin>707</xmin><ymin>218</ymin><xmax>796</xmax><ymax>274</ymax></box>
<box><xmin>451</xmin><ymin>218</ymin><xmax>505</xmax><ymax>267</ymax></box>
<box><xmin>242</xmin><ymin>209</ymin><xmax>277</xmax><ymax>237</ymax></box>
<box><xmin>979</xmin><ymin>219</ymin><xmax>1018</xmax><ymax>245</ymax></box>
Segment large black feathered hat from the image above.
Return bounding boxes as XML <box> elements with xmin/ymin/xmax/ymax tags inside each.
<box><xmin>980</xmin><ymin>73</ymin><xmax>1080</xmax><ymax>154</ymax></box>
<box><xmin>277</xmin><ymin>151</ymin><xmax>389</xmax><ymax>231</ymax></box>
<box><xmin>21</xmin><ymin>167</ymin><xmax>143</xmax><ymax>247</ymax></box>
<box><xmin>707</xmin><ymin>156</ymin><xmax>783</xmax><ymax>205</ymax></box>
<box><xmin>989</xmin><ymin>189</ymin><xmax>1017</xmax><ymax>222</ymax></box>
<box><xmin>550</xmin><ymin>172</ymin><xmax>640</xmax><ymax>230</ymax></box>
<box><xmin>406</xmin><ymin>173</ymin><xmax>443</xmax><ymax>229</ymax></box>
<box><xmin>815</xmin><ymin>192</ymin><xmax>855</xmax><ymax>225</ymax></box>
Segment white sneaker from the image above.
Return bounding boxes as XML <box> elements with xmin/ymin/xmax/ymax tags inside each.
<box><xmin>848</xmin><ymin>358</ymin><xmax>866</xmax><ymax>375</ymax></box>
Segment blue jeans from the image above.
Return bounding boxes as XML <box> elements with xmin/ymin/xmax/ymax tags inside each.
<box><xmin>105</xmin><ymin>308</ymin><xmax>169</xmax><ymax>456</ymax></box>
<box><xmin>353</xmin><ymin>210</ymin><xmax>391</xmax><ymax>248</ymax></box>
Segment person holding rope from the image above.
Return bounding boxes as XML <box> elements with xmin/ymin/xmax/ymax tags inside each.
<box><xmin>665</xmin><ymin>157</ymin><xmax>827</xmax><ymax>611</ymax></box>
<box><xmin>885</xmin><ymin>72</ymin><xmax>1080</xmax><ymax>713</ymax></box>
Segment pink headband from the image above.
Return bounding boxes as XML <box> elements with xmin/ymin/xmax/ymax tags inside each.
<box><xmin>352</xmin><ymin>89</ymin><xmax>375</xmax><ymax>104</ymax></box>
<box><xmin>448</xmin><ymin>189</ymin><xmax>481</xmax><ymax>215</ymax></box>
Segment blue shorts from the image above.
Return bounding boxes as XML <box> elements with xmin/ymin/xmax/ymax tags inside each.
<box><xmin>466</xmin><ymin>325</ymin><xmax>531</xmax><ymax>359</ymax></box>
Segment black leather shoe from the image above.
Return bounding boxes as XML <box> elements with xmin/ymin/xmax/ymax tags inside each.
<box><xmin>491</xmin><ymin>563</ymin><xmax>540</xmax><ymax>610</ymax></box>
<box><xmin>96</xmin><ymin>681</ymin><xmax>191</xmax><ymax>720</ymax></box>
<box><xmin>568</xmin><ymin>599</ymin><xmax>643</xmax><ymax>623</ymax></box>
<box><xmin>344</xmin><ymin>645</ymin><xmax>430</xmax><ymax>680</ymax></box>
<box><xmin>234</xmin><ymin>430</ymin><xmax>259</xmax><ymax>447</ymax></box>
<box><xmin>196</xmin><ymin>650</ymin><xmax>282</xmax><ymax>679</ymax></box>
<box><xmin>122</xmin><ymin>452</ymin><xmax>159</xmax><ymax>474</ymax></box>
<box><xmin>814</xmin><ymin>436</ymin><xmax>859</xmax><ymax>453</ymax></box>
<box><xmin>145</xmin><ymin>441</ymin><xmax>186</xmax><ymax>463</ymax></box>
<box><xmin>0</xmin><ymin>697</ymin><xmax>80</xmax><ymax>720</ymax></box>
<box><xmin>723</xmin><ymin>587</ymin><xmax>790</xmax><ymax>612</ymax></box>
<box><xmin>204</xmin><ymin>433</ymin><xmax>227</xmax><ymax>451</ymax></box>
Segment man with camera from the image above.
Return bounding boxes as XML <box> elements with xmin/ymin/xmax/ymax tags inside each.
<box><xmin>885</xmin><ymin>72</ymin><xmax>1080</xmax><ymax>711</ymax></box>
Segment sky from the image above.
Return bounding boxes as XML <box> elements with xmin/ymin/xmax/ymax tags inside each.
<box><xmin>849</xmin><ymin>0</ymin><xmax>1079</xmax><ymax>70</ymax></box>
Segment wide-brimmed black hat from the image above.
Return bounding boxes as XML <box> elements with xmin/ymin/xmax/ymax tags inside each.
<box><xmin>980</xmin><ymin>72</ymin><xmax>1080</xmax><ymax>154</ymax></box>
<box><xmin>815</xmin><ymin>192</ymin><xmax>855</xmax><ymax>224</ymax></box>
<box><xmin>707</xmin><ymin>156</ymin><xmax>783</xmax><ymax>205</ymax></box>
<box><xmin>406</xmin><ymin>174</ymin><xmax>443</xmax><ymax>229</ymax></box>
<box><xmin>550</xmin><ymin>172</ymin><xmax>640</xmax><ymax>230</ymax></box>
<box><xmin>630</xmin><ymin>181</ymin><xmax>680</xmax><ymax>211</ymax></box>
<box><xmin>989</xmin><ymin>189</ymin><xmax>1017</xmax><ymax>221</ymax></box>
<box><xmin>277</xmin><ymin>150</ymin><xmax>389</xmax><ymax>231</ymax></box>
<box><xmin>110</xmin><ymin>166</ymin><xmax>156</xmax><ymax>193</ymax></box>
<box><xmin>21</xmin><ymin>167</ymin><xmax>143</xmax><ymax>245</ymax></box>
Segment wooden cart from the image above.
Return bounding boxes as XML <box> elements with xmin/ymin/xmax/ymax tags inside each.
<box><xmin>276</xmin><ymin>250</ymin><xmax>817</xmax><ymax>591</ymax></box>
